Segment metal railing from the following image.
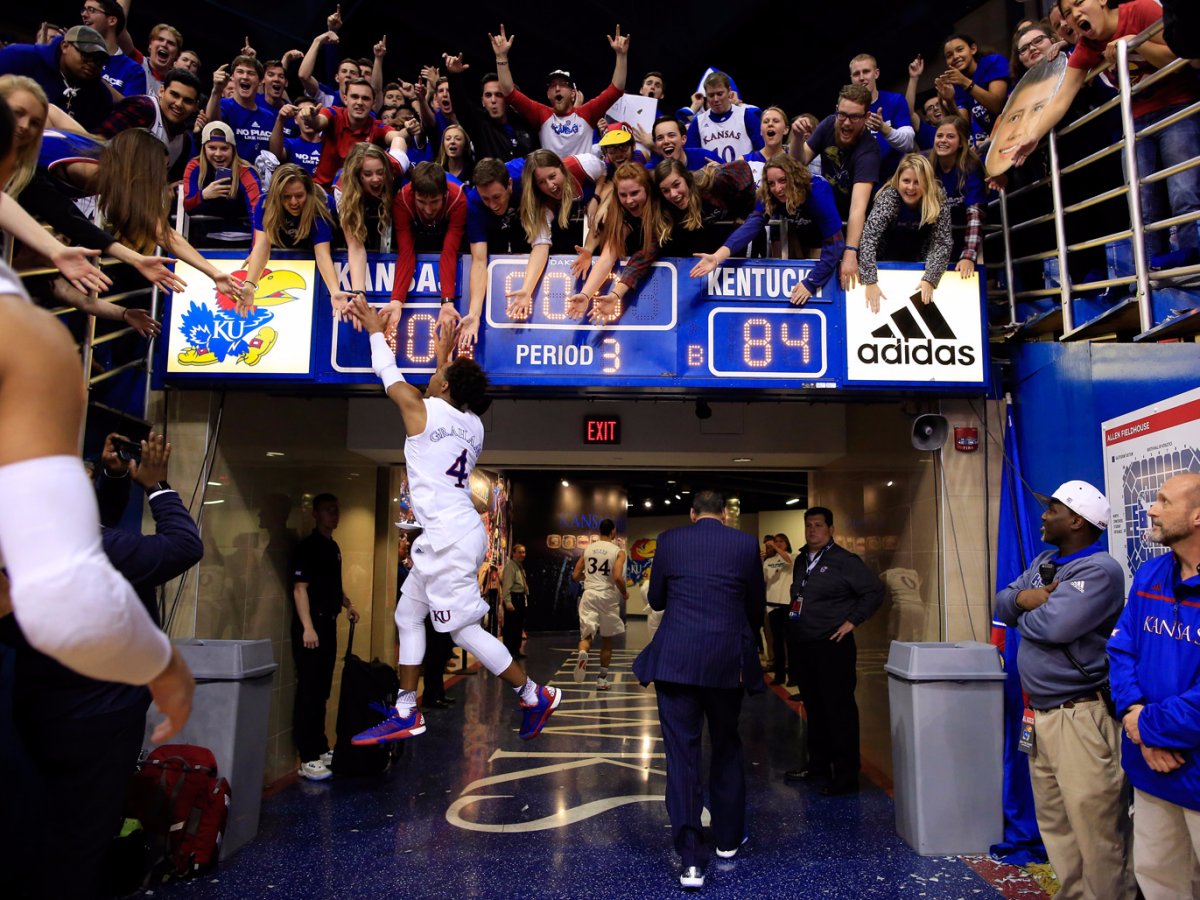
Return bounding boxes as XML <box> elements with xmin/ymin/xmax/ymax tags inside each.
<box><xmin>989</xmin><ymin>19</ymin><xmax>1199</xmax><ymax>340</ymax></box>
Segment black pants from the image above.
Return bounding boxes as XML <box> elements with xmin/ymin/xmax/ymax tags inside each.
<box><xmin>655</xmin><ymin>682</ymin><xmax>745</xmax><ymax>867</ymax></box>
<box><xmin>13</xmin><ymin>698</ymin><xmax>149</xmax><ymax>899</ymax></box>
<box><xmin>291</xmin><ymin>615</ymin><xmax>338</xmax><ymax>762</ymax></box>
<box><xmin>422</xmin><ymin>616</ymin><xmax>453</xmax><ymax>703</ymax></box>
<box><xmin>793</xmin><ymin>632</ymin><xmax>859</xmax><ymax>788</ymax></box>
<box><xmin>767</xmin><ymin>607</ymin><xmax>790</xmax><ymax>681</ymax></box>
<box><xmin>503</xmin><ymin>592</ymin><xmax>526</xmax><ymax>658</ymax></box>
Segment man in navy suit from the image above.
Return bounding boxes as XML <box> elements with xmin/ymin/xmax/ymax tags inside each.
<box><xmin>633</xmin><ymin>490</ymin><xmax>765</xmax><ymax>891</ymax></box>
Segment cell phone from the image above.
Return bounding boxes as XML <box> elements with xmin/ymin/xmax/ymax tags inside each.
<box><xmin>113</xmin><ymin>437</ymin><xmax>142</xmax><ymax>463</ymax></box>
<box><xmin>1038</xmin><ymin>562</ymin><xmax>1057</xmax><ymax>586</ymax></box>
<box><xmin>214</xmin><ymin>166</ymin><xmax>233</xmax><ymax>182</ymax></box>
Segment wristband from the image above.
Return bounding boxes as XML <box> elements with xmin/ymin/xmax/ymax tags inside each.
<box><xmin>440</xmin><ymin>298</ymin><xmax>455</xmax><ymax>305</ymax></box>
<box><xmin>369</xmin><ymin>331</ymin><xmax>406</xmax><ymax>390</ymax></box>
<box><xmin>844</xmin><ymin>246</ymin><xmax>858</xmax><ymax>253</ymax></box>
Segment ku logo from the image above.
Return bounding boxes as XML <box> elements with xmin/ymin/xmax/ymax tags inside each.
<box><xmin>177</xmin><ymin>267</ymin><xmax>306</xmax><ymax>367</ymax></box>
<box><xmin>432</xmin><ymin>610</ymin><xmax>452</xmax><ymax>624</ymax></box>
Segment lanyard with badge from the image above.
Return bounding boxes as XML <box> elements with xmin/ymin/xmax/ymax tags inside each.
<box><xmin>790</xmin><ymin>541</ymin><xmax>832</xmax><ymax>620</ymax></box>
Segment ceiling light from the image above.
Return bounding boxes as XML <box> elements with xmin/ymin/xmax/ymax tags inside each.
<box><xmin>675</xmin><ymin>494</ymin><xmax>682</xmax><ymax>500</ymax></box>
<box><xmin>643</xmin><ymin>500</ymin><xmax>652</xmax><ymax>509</ymax></box>
<box><xmin>733</xmin><ymin>457</ymin><xmax>752</xmax><ymax>463</ymax></box>
<box><xmin>681</xmin><ymin>490</ymin><xmax>691</xmax><ymax>495</ymax></box>
<box><xmin>207</xmin><ymin>481</ymin><xmax>222</xmax><ymax>487</ymax></box>
<box><xmin>887</xmin><ymin>480</ymin><xmax>895</xmax><ymax>487</ymax></box>
<box><xmin>667</xmin><ymin>480</ymin><xmax>676</xmax><ymax>484</ymax></box>
<box><xmin>786</xmin><ymin>498</ymin><xmax>800</xmax><ymax>505</ymax></box>
<box><xmin>561</xmin><ymin>479</ymin><xmax>569</xmax><ymax>487</ymax></box>
<box><xmin>203</xmin><ymin>499</ymin><xmax>224</xmax><ymax>505</ymax></box>
<box><xmin>266</xmin><ymin>451</ymin><xmax>285</xmax><ymax>457</ymax></box>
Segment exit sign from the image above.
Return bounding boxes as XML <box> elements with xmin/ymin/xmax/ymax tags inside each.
<box><xmin>583</xmin><ymin>415</ymin><xmax>621</xmax><ymax>445</ymax></box>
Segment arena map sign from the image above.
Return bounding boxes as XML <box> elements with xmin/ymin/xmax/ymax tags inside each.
<box><xmin>155</xmin><ymin>252</ymin><xmax>988</xmax><ymax>393</ymax></box>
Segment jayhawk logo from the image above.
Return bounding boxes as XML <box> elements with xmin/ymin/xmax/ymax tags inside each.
<box><xmin>176</xmin><ymin>267</ymin><xmax>307</xmax><ymax>366</ymax></box>
<box><xmin>626</xmin><ymin>538</ymin><xmax>656</xmax><ymax>587</ymax></box>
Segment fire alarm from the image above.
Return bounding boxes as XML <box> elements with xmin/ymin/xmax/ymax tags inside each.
<box><xmin>954</xmin><ymin>426</ymin><xmax>979</xmax><ymax>453</ymax></box>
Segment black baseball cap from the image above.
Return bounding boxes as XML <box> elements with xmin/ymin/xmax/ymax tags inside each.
<box><xmin>546</xmin><ymin>69</ymin><xmax>574</xmax><ymax>88</ymax></box>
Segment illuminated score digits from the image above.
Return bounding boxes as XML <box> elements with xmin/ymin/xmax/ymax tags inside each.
<box><xmin>708</xmin><ymin>308</ymin><xmax>825</xmax><ymax>379</ymax></box>
<box><xmin>601</xmin><ymin>337</ymin><xmax>621</xmax><ymax>374</ymax></box>
<box><xmin>405</xmin><ymin>313</ymin><xmax>436</xmax><ymax>363</ymax></box>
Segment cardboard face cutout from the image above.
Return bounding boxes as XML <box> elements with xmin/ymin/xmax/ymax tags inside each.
<box><xmin>985</xmin><ymin>53</ymin><xmax>1068</xmax><ymax>177</ymax></box>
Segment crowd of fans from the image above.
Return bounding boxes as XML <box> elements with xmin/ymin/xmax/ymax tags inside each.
<box><xmin>0</xmin><ymin>0</ymin><xmax>1195</xmax><ymax>343</ymax></box>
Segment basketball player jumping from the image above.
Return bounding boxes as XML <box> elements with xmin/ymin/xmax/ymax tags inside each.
<box><xmin>348</xmin><ymin>297</ymin><xmax>560</xmax><ymax>744</ymax></box>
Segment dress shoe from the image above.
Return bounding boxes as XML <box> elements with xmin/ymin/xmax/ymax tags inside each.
<box><xmin>679</xmin><ymin>866</ymin><xmax>704</xmax><ymax>889</ymax></box>
<box><xmin>426</xmin><ymin>698</ymin><xmax>454</xmax><ymax>709</ymax></box>
<box><xmin>821</xmin><ymin>781</ymin><xmax>859</xmax><ymax>796</ymax></box>
<box><xmin>784</xmin><ymin>768</ymin><xmax>825</xmax><ymax>783</ymax></box>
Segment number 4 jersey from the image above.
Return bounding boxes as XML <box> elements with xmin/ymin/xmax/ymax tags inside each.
<box><xmin>404</xmin><ymin>397</ymin><xmax>485</xmax><ymax>552</ymax></box>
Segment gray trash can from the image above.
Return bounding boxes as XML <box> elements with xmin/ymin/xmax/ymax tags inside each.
<box><xmin>144</xmin><ymin>639</ymin><xmax>278</xmax><ymax>860</ymax></box>
<box><xmin>884</xmin><ymin>640</ymin><xmax>1007</xmax><ymax>856</ymax></box>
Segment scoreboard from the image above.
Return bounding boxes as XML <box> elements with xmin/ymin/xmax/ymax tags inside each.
<box><xmin>156</xmin><ymin>252</ymin><xmax>987</xmax><ymax>393</ymax></box>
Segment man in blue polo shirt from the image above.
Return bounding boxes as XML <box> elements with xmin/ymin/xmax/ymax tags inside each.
<box><xmin>0</xmin><ymin>26</ymin><xmax>113</xmax><ymax>130</ymax></box>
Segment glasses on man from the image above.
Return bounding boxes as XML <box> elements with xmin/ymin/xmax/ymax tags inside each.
<box><xmin>81</xmin><ymin>4</ymin><xmax>108</xmax><ymax>15</ymax></box>
<box><xmin>1017</xmin><ymin>34</ymin><xmax>1051</xmax><ymax>57</ymax></box>
<box><xmin>835</xmin><ymin>109</ymin><xmax>867</xmax><ymax>123</ymax></box>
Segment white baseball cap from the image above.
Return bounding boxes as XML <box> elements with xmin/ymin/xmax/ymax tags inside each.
<box><xmin>1040</xmin><ymin>480</ymin><xmax>1110</xmax><ymax>530</ymax></box>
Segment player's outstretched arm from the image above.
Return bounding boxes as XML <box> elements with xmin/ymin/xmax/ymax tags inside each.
<box><xmin>349</xmin><ymin>296</ymin><xmax>428</xmax><ymax>435</ymax></box>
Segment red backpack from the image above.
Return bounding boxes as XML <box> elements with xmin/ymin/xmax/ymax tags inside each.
<box><xmin>131</xmin><ymin>745</ymin><xmax>231</xmax><ymax>882</ymax></box>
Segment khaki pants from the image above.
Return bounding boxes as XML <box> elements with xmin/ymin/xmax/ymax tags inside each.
<box><xmin>1133</xmin><ymin>788</ymin><xmax>1200</xmax><ymax>899</ymax></box>
<box><xmin>1030</xmin><ymin>700</ymin><xmax>1135</xmax><ymax>899</ymax></box>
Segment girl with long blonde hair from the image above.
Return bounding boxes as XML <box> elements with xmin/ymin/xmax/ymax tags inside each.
<box><xmin>238</xmin><ymin>163</ymin><xmax>348</xmax><ymax>317</ymax></box>
<box><xmin>435</xmin><ymin>123</ymin><xmax>475</xmax><ymax>185</ymax></box>
<box><xmin>858</xmin><ymin>153</ymin><xmax>953</xmax><ymax>312</ymax></box>
<box><xmin>653</xmin><ymin>158</ymin><xmax>757</xmax><ymax>254</ymax></box>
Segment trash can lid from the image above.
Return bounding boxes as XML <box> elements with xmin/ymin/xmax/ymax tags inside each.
<box><xmin>883</xmin><ymin>640</ymin><xmax>1007</xmax><ymax>681</ymax></box>
<box><xmin>174</xmin><ymin>638</ymin><xmax>278</xmax><ymax>680</ymax></box>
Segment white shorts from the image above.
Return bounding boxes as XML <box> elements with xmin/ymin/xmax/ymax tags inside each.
<box><xmin>579</xmin><ymin>591</ymin><xmax>625</xmax><ymax>640</ymax></box>
<box><xmin>400</xmin><ymin>524</ymin><xmax>488</xmax><ymax>633</ymax></box>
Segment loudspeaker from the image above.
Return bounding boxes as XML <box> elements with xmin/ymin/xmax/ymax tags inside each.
<box><xmin>911</xmin><ymin>414</ymin><xmax>949</xmax><ymax>451</ymax></box>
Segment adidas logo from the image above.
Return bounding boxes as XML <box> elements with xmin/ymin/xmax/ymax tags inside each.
<box><xmin>1071</xmin><ymin>580</ymin><xmax>1086</xmax><ymax>592</ymax></box>
<box><xmin>856</xmin><ymin>297</ymin><xmax>976</xmax><ymax>367</ymax></box>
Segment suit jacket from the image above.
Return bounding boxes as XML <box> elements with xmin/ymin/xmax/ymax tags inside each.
<box><xmin>633</xmin><ymin>518</ymin><xmax>766</xmax><ymax>691</ymax></box>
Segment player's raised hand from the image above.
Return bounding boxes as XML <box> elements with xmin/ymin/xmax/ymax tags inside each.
<box><xmin>436</xmin><ymin>300</ymin><xmax>461</xmax><ymax>341</ymax></box>
<box><xmin>349</xmin><ymin>295</ymin><xmax>384</xmax><ymax>334</ymax></box>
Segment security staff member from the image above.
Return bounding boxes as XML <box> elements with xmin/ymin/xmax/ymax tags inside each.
<box><xmin>994</xmin><ymin>480</ymin><xmax>1133</xmax><ymax>899</ymax></box>
<box><xmin>501</xmin><ymin>544</ymin><xmax>529</xmax><ymax>659</ymax></box>
<box><xmin>784</xmin><ymin>506</ymin><xmax>883</xmax><ymax>794</ymax></box>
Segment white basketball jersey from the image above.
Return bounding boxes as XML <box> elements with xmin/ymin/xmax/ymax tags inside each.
<box><xmin>582</xmin><ymin>540</ymin><xmax>622</xmax><ymax>601</ymax></box>
<box><xmin>403</xmin><ymin>397</ymin><xmax>484</xmax><ymax>552</ymax></box>
<box><xmin>696</xmin><ymin>106</ymin><xmax>754</xmax><ymax>163</ymax></box>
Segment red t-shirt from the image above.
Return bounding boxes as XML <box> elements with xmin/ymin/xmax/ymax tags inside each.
<box><xmin>313</xmin><ymin>106</ymin><xmax>396</xmax><ymax>186</ymax></box>
<box><xmin>391</xmin><ymin>181</ymin><xmax>468</xmax><ymax>301</ymax></box>
<box><xmin>1068</xmin><ymin>0</ymin><xmax>1196</xmax><ymax>119</ymax></box>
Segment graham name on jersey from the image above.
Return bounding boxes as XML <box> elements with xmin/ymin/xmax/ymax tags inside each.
<box><xmin>428</xmin><ymin>425</ymin><xmax>483</xmax><ymax>455</ymax></box>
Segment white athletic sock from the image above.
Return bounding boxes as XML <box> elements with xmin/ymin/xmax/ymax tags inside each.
<box><xmin>396</xmin><ymin>689</ymin><xmax>417</xmax><ymax>717</ymax></box>
<box><xmin>599</xmin><ymin>667</ymin><xmax>609</xmax><ymax>679</ymax></box>
<box><xmin>515</xmin><ymin>677</ymin><xmax>538</xmax><ymax>705</ymax></box>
